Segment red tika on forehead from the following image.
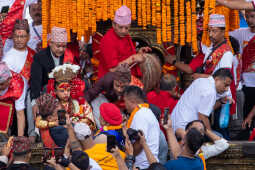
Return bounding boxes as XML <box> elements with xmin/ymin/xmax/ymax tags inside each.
<box><xmin>58</xmin><ymin>82</ymin><xmax>71</xmax><ymax>90</ymax></box>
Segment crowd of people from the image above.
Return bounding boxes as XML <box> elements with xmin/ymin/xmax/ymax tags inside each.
<box><xmin>1</xmin><ymin>0</ymin><xmax>255</xmax><ymax>169</ymax></box>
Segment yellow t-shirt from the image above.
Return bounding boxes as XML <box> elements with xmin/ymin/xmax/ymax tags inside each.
<box><xmin>85</xmin><ymin>143</ymin><xmax>126</xmax><ymax>170</ymax></box>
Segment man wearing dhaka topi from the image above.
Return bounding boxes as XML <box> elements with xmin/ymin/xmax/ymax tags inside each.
<box><xmin>98</xmin><ymin>5</ymin><xmax>151</xmax><ymax>79</ymax></box>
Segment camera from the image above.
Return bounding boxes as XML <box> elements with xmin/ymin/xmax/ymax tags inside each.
<box><xmin>127</xmin><ymin>128</ymin><xmax>141</xmax><ymax>144</ymax></box>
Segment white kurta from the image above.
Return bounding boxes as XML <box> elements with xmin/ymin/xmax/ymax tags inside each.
<box><xmin>0</xmin><ymin>73</ymin><xmax>27</xmax><ymax>111</ymax></box>
<box><xmin>28</xmin><ymin>23</ymin><xmax>42</xmax><ymax>51</ymax></box>
<box><xmin>2</xmin><ymin>47</ymin><xmax>28</xmax><ymax>75</ymax></box>
<box><xmin>202</xmin><ymin>44</ymin><xmax>233</xmax><ymax>74</ymax></box>
<box><xmin>230</xmin><ymin>28</ymin><xmax>255</xmax><ymax>87</ymax></box>
<box><xmin>1</xmin><ymin>0</ymin><xmax>38</xmax><ymax>54</ymax></box>
<box><xmin>130</xmin><ymin>107</ymin><xmax>160</xmax><ymax>169</ymax></box>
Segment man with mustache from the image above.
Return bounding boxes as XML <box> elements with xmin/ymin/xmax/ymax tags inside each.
<box><xmin>167</xmin><ymin>14</ymin><xmax>234</xmax><ymax>104</ymax></box>
<box><xmin>0</xmin><ymin>0</ymin><xmax>38</xmax><ymax>55</ymax></box>
<box><xmin>98</xmin><ymin>5</ymin><xmax>151</xmax><ymax>79</ymax></box>
<box><xmin>2</xmin><ymin>19</ymin><xmax>35</xmax><ymax>83</ymax></box>
<box><xmin>167</xmin><ymin>14</ymin><xmax>233</xmax><ymax>79</ymax></box>
<box><xmin>28</xmin><ymin>0</ymin><xmax>42</xmax><ymax>52</ymax></box>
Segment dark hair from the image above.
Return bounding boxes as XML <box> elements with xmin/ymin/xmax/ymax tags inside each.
<box><xmin>212</xmin><ymin>68</ymin><xmax>233</xmax><ymax>80</ymax></box>
<box><xmin>71</xmin><ymin>151</ymin><xmax>90</xmax><ymax>170</ymax></box>
<box><xmin>229</xmin><ymin>36</ymin><xmax>240</xmax><ymax>55</ymax></box>
<box><xmin>13</xmin><ymin>19</ymin><xmax>30</xmax><ymax>34</ymax></box>
<box><xmin>147</xmin><ymin>163</ymin><xmax>167</xmax><ymax>170</ymax></box>
<box><xmin>114</xmin><ymin>64</ymin><xmax>131</xmax><ymax>83</ymax></box>
<box><xmin>123</xmin><ymin>86</ymin><xmax>146</xmax><ymax>102</ymax></box>
<box><xmin>185</xmin><ymin>120</ymin><xmax>206</xmax><ymax>131</ymax></box>
<box><xmin>160</xmin><ymin>74</ymin><xmax>177</xmax><ymax>91</ymax></box>
<box><xmin>149</xmin><ymin>104</ymin><xmax>161</xmax><ymax>122</ymax></box>
<box><xmin>219</xmin><ymin>27</ymin><xmax>225</xmax><ymax>31</ymax></box>
<box><xmin>36</xmin><ymin>93</ymin><xmax>60</xmax><ymax>119</ymax></box>
<box><xmin>186</xmin><ymin>128</ymin><xmax>204</xmax><ymax>154</ymax></box>
<box><xmin>175</xmin><ymin>132</ymin><xmax>183</xmax><ymax>142</ymax></box>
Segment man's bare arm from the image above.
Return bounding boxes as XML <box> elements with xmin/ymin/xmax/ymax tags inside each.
<box><xmin>217</xmin><ymin>0</ymin><xmax>254</xmax><ymax>9</ymax></box>
<box><xmin>198</xmin><ymin>113</ymin><xmax>211</xmax><ymax>130</ymax></box>
<box><xmin>163</xmin><ymin>117</ymin><xmax>182</xmax><ymax>159</ymax></box>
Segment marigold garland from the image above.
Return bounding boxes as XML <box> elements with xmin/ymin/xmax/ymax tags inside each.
<box><xmin>42</xmin><ymin>0</ymin><xmax>231</xmax><ymax>52</ymax></box>
<box><xmin>191</xmin><ymin>0</ymin><xmax>198</xmax><ymax>52</ymax></box>
<box><xmin>151</xmin><ymin>0</ymin><xmax>156</xmax><ymax>26</ymax></box>
<box><xmin>174</xmin><ymin>0</ymin><xmax>179</xmax><ymax>44</ymax></box>
<box><xmin>166</xmin><ymin>0</ymin><xmax>171</xmax><ymax>42</ymax></box>
<box><xmin>142</xmin><ymin>0</ymin><xmax>147</xmax><ymax>29</ymax></box>
<box><xmin>162</xmin><ymin>0</ymin><xmax>167</xmax><ymax>42</ymax></box>
<box><xmin>137</xmin><ymin>0</ymin><xmax>142</xmax><ymax>26</ymax></box>
<box><xmin>146</xmin><ymin>0</ymin><xmax>151</xmax><ymax>25</ymax></box>
<box><xmin>179</xmin><ymin>0</ymin><xmax>185</xmax><ymax>46</ymax></box>
<box><xmin>186</xmin><ymin>1</ymin><xmax>192</xmax><ymax>43</ymax></box>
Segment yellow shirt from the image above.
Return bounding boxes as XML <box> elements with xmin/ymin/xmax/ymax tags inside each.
<box><xmin>85</xmin><ymin>143</ymin><xmax>125</xmax><ymax>170</ymax></box>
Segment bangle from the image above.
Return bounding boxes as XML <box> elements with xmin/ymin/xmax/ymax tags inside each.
<box><xmin>172</xmin><ymin>60</ymin><xmax>177</xmax><ymax>65</ymax></box>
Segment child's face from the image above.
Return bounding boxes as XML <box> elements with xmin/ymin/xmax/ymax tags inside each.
<box><xmin>56</xmin><ymin>83</ymin><xmax>71</xmax><ymax>102</ymax></box>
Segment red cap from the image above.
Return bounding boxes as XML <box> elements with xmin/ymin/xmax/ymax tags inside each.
<box><xmin>100</xmin><ymin>103</ymin><xmax>122</xmax><ymax>126</ymax></box>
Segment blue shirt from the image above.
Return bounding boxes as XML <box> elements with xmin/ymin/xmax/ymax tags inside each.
<box><xmin>164</xmin><ymin>156</ymin><xmax>204</xmax><ymax>170</ymax></box>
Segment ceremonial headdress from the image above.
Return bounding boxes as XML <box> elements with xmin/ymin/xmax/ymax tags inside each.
<box><xmin>100</xmin><ymin>103</ymin><xmax>123</xmax><ymax>126</ymax></box>
<box><xmin>47</xmin><ymin>64</ymin><xmax>85</xmax><ymax>105</ymax></box>
<box><xmin>50</xmin><ymin>26</ymin><xmax>68</xmax><ymax>43</ymax></box>
<box><xmin>208</xmin><ymin>14</ymin><xmax>226</xmax><ymax>28</ymax></box>
<box><xmin>49</xmin><ymin>64</ymin><xmax>80</xmax><ymax>83</ymax></box>
<box><xmin>0</xmin><ymin>61</ymin><xmax>11</xmax><ymax>83</ymax></box>
<box><xmin>114</xmin><ymin>5</ymin><xmax>131</xmax><ymax>26</ymax></box>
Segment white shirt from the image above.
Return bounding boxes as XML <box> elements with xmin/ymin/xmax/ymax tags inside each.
<box><xmin>201</xmin><ymin>138</ymin><xmax>229</xmax><ymax>160</ymax></box>
<box><xmin>28</xmin><ymin>23</ymin><xmax>42</xmax><ymax>51</ymax></box>
<box><xmin>171</xmin><ymin>77</ymin><xmax>217</xmax><ymax>131</ymax></box>
<box><xmin>130</xmin><ymin>107</ymin><xmax>160</xmax><ymax>169</ymax></box>
<box><xmin>230</xmin><ymin>28</ymin><xmax>255</xmax><ymax>87</ymax></box>
<box><xmin>229</xmin><ymin>28</ymin><xmax>255</xmax><ymax>54</ymax></box>
<box><xmin>2</xmin><ymin>47</ymin><xmax>28</xmax><ymax>75</ymax></box>
<box><xmin>0</xmin><ymin>73</ymin><xmax>27</xmax><ymax>111</ymax></box>
<box><xmin>0</xmin><ymin>0</ymin><xmax>37</xmax><ymax>18</ymax></box>
<box><xmin>50</xmin><ymin>50</ymin><xmax>60</xmax><ymax>66</ymax></box>
<box><xmin>89</xmin><ymin>158</ymin><xmax>102</xmax><ymax>170</ymax></box>
<box><xmin>1</xmin><ymin>0</ymin><xmax>38</xmax><ymax>54</ymax></box>
<box><xmin>202</xmin><ymin>44</ymin><xmax>233</xmax><ymax>74</ymax></box>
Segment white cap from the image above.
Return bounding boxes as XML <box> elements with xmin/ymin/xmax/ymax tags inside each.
<box><xmin>74</xmin><ymin>122</ymin><xmax>91</xmax><ymax>141</ymax></box>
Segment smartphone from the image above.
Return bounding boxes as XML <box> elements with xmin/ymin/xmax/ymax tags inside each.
<box><xmin>107</xmin><ymin>135</ymin><xmax>117</xmax><ymax>153</ymax></box>
<box><xmin>163</xmin><ymin>107</ymin><xmax>169</xmax><ymax>125</ymax></box>
<box><xmin>1</xmin><ymin>6</ymin><xmax>9</xmax><ymax>14</ymax></box>
<box><xmin>57</xmin><ymin>109</ymin><xmax>66</xmax><ymax>125</ymax></box>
